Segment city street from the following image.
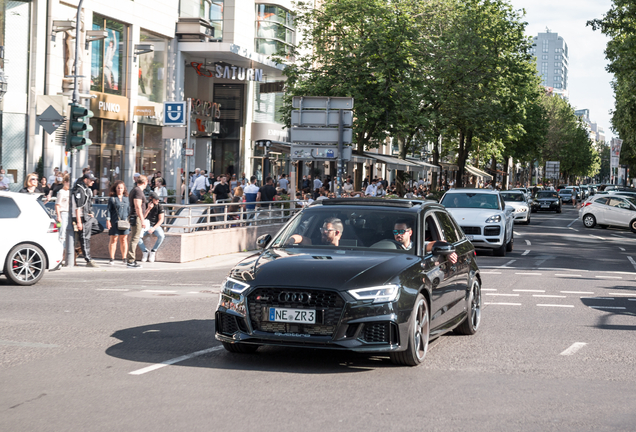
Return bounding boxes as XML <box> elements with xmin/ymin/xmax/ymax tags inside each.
<box><xmin>1</xmin><ymin>206</ymin><xmax>636</xmax><ymax>431</ymax></box>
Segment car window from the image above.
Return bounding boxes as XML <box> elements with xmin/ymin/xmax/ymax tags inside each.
<box><xmin>500</xmin><ymin>192</ymin><xmax>525</xmax><ymax>202</ymax></box>
<box><xmin>594</xmin><ymin>197</ymin><xmax>609</xmax><ymax>205</ymax></box>
<box><xmin>608</xmin><ymin>198</ymin><xmax>630</xmax><ymax>209</ymax></box>
<box><xmin>441</xmin><ymin>193</ymin><xmax>499</xmax><ymax>209</ymax></box>
<box><xmin>423</xmin><ymin>214</ymin><xmax>442</xmax><ymax>255</ymax></box>
<box><xmin>435</xmin><ymin>211</ymin><xmax>460</xmax><ymax>244</ymax></box>
<box><xmin>0</xmin><ymin>196</ymin><xmax>21</xmax><ymax>218</ymax></box>
<box><xmin>537</xmin><ymin>192</ymin><xmax>558</xmax><ymax>198</ymax></box>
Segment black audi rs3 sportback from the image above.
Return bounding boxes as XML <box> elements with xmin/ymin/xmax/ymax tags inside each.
<box><xmin>215</xmin><ymin>198</ymin><xmax>482</xmax><ymax>366</ymax></box>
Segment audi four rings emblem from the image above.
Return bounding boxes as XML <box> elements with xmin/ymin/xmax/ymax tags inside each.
<box><xmin>278</xmin><ymin>292</ymin><xmax>312</xmax><ymax>303</ymax></box>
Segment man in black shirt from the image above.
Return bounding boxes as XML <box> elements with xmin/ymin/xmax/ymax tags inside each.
<box><xmin>257</xmin><ymin>176</ymin><xmax>277</xmax><ymax>206</ymax></box>
<box><xmin>71</xmin><ymin>172</ymin><xmax>100</xmax><ymax>267</ymax></box>
<box><xmin>213</xmin><ymin>175</ymin><xmax>231</xmax><ymax>202</ymax></box>
<box><xmin>138</xmin><ymin>192</ymin><xmax>165</xmax><ymax>263</ymax></box>
<box><xmin>127</xmin><ymin>175</ymin><xmax>148</xmax><ymax>268</ymax></box>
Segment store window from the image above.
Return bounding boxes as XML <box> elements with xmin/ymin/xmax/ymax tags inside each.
<box><xmin>255</xmin><ymin>4</ymin><xmax>295</xmax><ymax>57</ymax></box>
<box><xmin>210</xmin><ymin>1</ymin><xmax>223</xmax><ymax>40</ymax></box>
<box><xmin>214</xmin><ymin>84</ymin><xmax>244</xmax><ymax>175</ymax></box>
<box><xmin>136</xmin><ymin>124</ymin><xmax>164</xmax><ymax>176</ymax></box>
<box><xmin>87</xmin><ymin>118</ymin><xmax>126</xmax><ymax>194</ymax></box>
<box><xmin>138</xmin><ymin>30</ymin><xmax>168</xmax><ymax>102</ymax></box>
<box><xmin>254</xmin><ymin>81</ymin><xmax>284</xmax><ymax>124</ymax></box>
<box><xmin>91</xmin><ymin>15</ymin><xmax>127</xmax><ymax>95</ymax></box>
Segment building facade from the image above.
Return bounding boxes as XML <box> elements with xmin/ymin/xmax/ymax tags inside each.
<box><xmin>532</xmin><ymin>31</ymin><xmax>569</xmax><ymax>99</ymax></box>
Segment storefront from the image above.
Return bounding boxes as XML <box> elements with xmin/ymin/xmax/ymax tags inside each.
<box><xmin>88</xmin><ymin>92</ymin><xmax>128</xmax><ymax>195</ymax></box>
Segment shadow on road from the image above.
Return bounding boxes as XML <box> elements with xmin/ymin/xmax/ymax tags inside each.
<box><xmin>106</xmin><ymin>319</ymin><xmax>395</xmax><ymax>373</ymax></box>
<box><xmin>580</xmin><ymin>287</ymin><xmax>636</xmax><ymax>331</ymax></box>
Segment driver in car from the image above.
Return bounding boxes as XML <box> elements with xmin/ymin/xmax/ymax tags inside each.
<box><xmin>287</xmin><ymin>217</ymin><xmax>343</xmax><ymax>246</ymax></box>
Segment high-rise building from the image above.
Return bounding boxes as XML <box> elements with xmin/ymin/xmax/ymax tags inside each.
<box><xmin>531</xmin><ymin>31</ymin><xmax>569</xmax><ymax>98</ymax></box>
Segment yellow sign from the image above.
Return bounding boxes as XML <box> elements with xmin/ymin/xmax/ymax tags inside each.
<box><xmin>134</xmin><ymin>106</ymin><xmax>155</xmax><ymax>116</ymax></box>
<box><xmin>90</xmin><ymin>92</ymin><xmax>129</xmax><ymax>121</ymax></box>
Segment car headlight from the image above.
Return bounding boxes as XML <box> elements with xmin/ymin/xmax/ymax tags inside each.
<box><xmin>348</xmin><ymin>284</ymin><xmax>399</xmax><ymax>303</ymax></box>
<box><xmin>222</xmin><ymin>277</ymin><xmax>250</xmax><ymax>294</ymax></box>
<box><xmin>485</xmin><ymin>214</ymin><xmax>501</xmax><ymax>223</ymax></box>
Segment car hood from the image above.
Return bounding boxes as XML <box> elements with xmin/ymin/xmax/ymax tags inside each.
<box><xmin>228</xmin><ymin>248</ymin><xmax>417</xmax><ymax>291</ymax></box>
<box><xmin>446</xmin><ymin>208</ymin><xmax>504</xmax><ymax>224</ymax></box>
<box><xmin>504</xmin><ymin>201</ymin><xmax>528</xmax><ymax>209</ymax></box>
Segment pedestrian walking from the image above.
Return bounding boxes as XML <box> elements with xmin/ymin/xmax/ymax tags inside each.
<box><xmin>54</xmin><ymin>174</ymin><xmax>71</xmax><ymax>255</ymax></box>
<box><xmin>244</xmin><ymin>176</ymin><xmax>259</xmax><ymax>219</ymax></box>
<box><xmin>106</xmin><ymin>180</ymin><xmax>130</xmax><ymax>265</ymax></box>
<box><xmin>20</xmin><ymin>173</ymin><xmax>40</xmax><ymax>193</ymax></box>
<box><xmin>127</xmin><ymin>175</ymin><xmax>148</xmax><ymax>268</ymax></box>
<box><xmin>153</xmin><ymin>177</ymin><xmax>168</xmax><ymax>203</ymax></box>
<box><xmin>138</xmin><ymin>192</ymin><xmax>165</xmax><ymax>263</ymax></box>
<box><xmin>71</xmin><ymin>172</ymin><xmax>102</xmax><ymax>267</ymax></box>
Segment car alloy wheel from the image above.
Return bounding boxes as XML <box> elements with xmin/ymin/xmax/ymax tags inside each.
<box><xmin>5</xmin><ymin>244</ymin><xmax>46</xmax><ymax>286</ymax></box>
<box><xmin>391</xmin><ymin>294</ymin><xmax>429</xmax><ymax>366</ymax></box>
<box><xmin>630</xmin><ymin>219</ymin><xmax>636</xmax><ymax>234</ymax></box>
<box><xmin>456</xmin><ymin>279</ymin><xmax>481</xmax><ymax>335</ymax></box>
<box><xmin>583</xmin><ymin>214</ymin><xmax>596</xmax><ymax>228</ymax></box>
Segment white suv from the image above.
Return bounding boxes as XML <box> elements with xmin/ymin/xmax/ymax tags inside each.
<box><xmin>0</xmin><ymin>192</ymin><xmax>64</xmax><ymax>285</ymax></box>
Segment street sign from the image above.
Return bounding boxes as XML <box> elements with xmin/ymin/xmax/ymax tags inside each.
<box><xmin>162</xmin><ymin>126</ymin><xmax>187</xmax><ymax>140</ymax></box>
<box><xmin>290</xmin><ymin>127</ymin><xmax>352</xmax><ymax>144</ymax></box>
<box><xmin>37</xmin><ymin>105</ymin><xmax>66</xmax><ymax>134</ymax></box>
<box><xmin>291</xmin><ymin>110</ymin><xmax>353</xmax><ymax>127</ymax></box>
<box><xmin>163</xmin><ymin>101</ymin><xmax>187</xmax><ymax>126</ymax></box>
<box><xmin>291</xmin><ymin>145</ymin><xmax>352</xmax><ymax>161</ymax></box>
<box><xmin>182</xmin><ymin>148</ymin><xmax>194</xmax><ymax>157</ymax></box>
<box><xmin>292</xmin><ymin>96</ymin><xmax>354</xmax><ymax>110</ymax></box>
<box><xmin>545</xmin><ymin>161</ymin><xmax>560</xmax><ymax>179</ymax></box>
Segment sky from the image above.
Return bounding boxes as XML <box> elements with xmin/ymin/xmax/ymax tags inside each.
<box><xmin>508</xmin><ymin>0</ymin><xmax>615</xmax><ymax>139</ymax></box>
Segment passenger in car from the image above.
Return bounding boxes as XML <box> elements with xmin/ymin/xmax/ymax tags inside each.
<box><xmin>287</xmin><ymin>217</ymin><xmax>343</xmax><ymax>246</ymax></box>
<box><xmin>425</xmin><ymin>216</ymin><xmax>458</xmax><ymax>263</ymax></box>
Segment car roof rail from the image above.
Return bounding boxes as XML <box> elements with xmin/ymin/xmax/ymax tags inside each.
<box><xmin>316</xmin><ymin>198</ymin><xmax>422</xmax><ymax>208</ymax></box>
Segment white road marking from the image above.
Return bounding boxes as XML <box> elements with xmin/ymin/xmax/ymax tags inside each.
<box><xmin>589</xmin><ymin>234</ymin><xmax>606</xmax><ymax>240</ymax></box>
<box><xmin>514</xmin><ymin>231</ymin><xmax>521</xmax><ymax>237</ymax></box>
<box><xmin>537</xmin><ymin>304</ymin><xmax>574</xmax><ymax>308</ymax></box>
<box><xmin>513</xmin><ymin>289</ymin><xmax>545</xmax><ymax>293</ymax></box>
<box><xmin>555</xmin><ymin>274</ymin><xmax>582</xmax><ymax>277</ymax></box>
<box><xmin>595</xmin><ymin>275</ymin><xmax>622</xmax><ymax>279</ymax></box>
<box><xmin>628</xmin><ymin>256</ymin><xmax>636</xmax><ymax>271</ymax></box>
<box><xmin>482</xmin><ymin>288</ymin><xmax>498</xmax><ymax>291</ymax></box>
<box><xmin>480</xmin><ymin>272</ymin><xmax>502</xmax><ymax>274</ymax></box>
<box><xmin>522</xmin><ymin>250</ymin><xmax>530</xmax><ymax>256</ymax></box>
<box><xmin>129</xmin><ymin>346</ymin><xmax>225</xmax><ymax>375</ymax></box>
<box><xmin>608</xmin><ymin>292</ymin><xmax>636</xmax><ymax>296</ymax></box>
<box><xmin>561</xmin><ymin>291</ymin><xmax>594</xmax><ymax>294</ymax></box>
<box><xmin>619</xmin><ymin>247</ymin><xmax>626</xmax><ymax>251</ymax></box>
<box><xmin>533</xmin><ymin>295</ymin><xmax>567</xmax><ymax>298</ymax></box>
<box><xmin>141</xmin><ymin>290</ymin><xmax>178</xmax><ymax>293</ymax></box>
<box><xmin>612</xmin><ymin>234</ymin><xmax>624</xmax><ymax>238</ymax></box>
<box><xmin>485</xmin><ymin>293</ymin><xmax>520</xmax><ymax>297</ymax></box>
<box><xmin>581</xmin><ymin>297</ymin><xmax>614</xmax><ymax>300</ymax></box>
<box><xmin>515</xmin><ymin>272</ymin><xmax>542</xmax><ymax>275</ymax></box>
<box><xmin>590</xmin><ymin>306</ymin><xmax>626</xmax><ymax>310</ymax></box>
<box><xmin>525</xmin><ymin>240</ymin><xmax>531</xmax><ymax>246</ymax></box>
<box><xmin>567</xmin><ymin>219</ymin><xmax>578</xmax><ymax>227</ymax></box>
<box><xmin>629</xmin><ymin>299</ymin><xmax>636</xmax><ymax>301</ymax></box>
<box><xmin>484</xmin><ymin>302</ymin><xmax>522</xmax><ymax>306</ymax></box>
<box><xmin>560</xmin><ymin>342</ymin><xmax>587</xmax><ymax>356</ymax></box>
<box><xmin>141</xmin><ymin>280</ymin><xmax>160</xmax><ymax>282</ymax></box>
<box><xmin>187</xmin><ymin>292</ymin><xmax>199</xmax><ymax>294</ymax></box>
<box><xmin>500</xmin><ymin>260</ymin><xmax>517</xmax><ymax>268</ymax></box>
<box><xmin>568</xmin><ymin>227</ymin><xmax>579</xmax><ymax>232</ymax></box>
<box><xmin>95</xmin><ymin>288</ymin><xmax>129</xmax><ymax>291</ymax></box>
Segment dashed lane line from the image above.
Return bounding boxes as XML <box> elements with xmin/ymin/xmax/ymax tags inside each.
<box><xmin>581</xmin><ymin>297</ymin><xmax>615</xmax><ymax>300</ymax></box>
<box><xmin>568</xmin><ymin>227</ymin><xmax>579</xmax><ymax>232</ymax></box>
<box><xmin>513</xmin><ymin>289</ymin><xmax>545</xmax><ymax>293</ymax></box>
<box><xmin>484</xmin><ymin>302</ymin><xmax>522</xmax><ymax>306</ymax></box>
<box><xmin>141</xmin><ymin>290</ymin><xmax>178</xmax><ymax>293</ymax></box>
<box><xmin>515</xmin><ymin>272</ymin><xmax>542</xmax><ymax>275</ymax></box>
<box><xmin>555</xmin><ymin>274</ymin><xmax>582</xmax><ymax>277</ymax></box>
<box><xmin>589</xmin><ymin>234</ymin><xmax>606</xmax><ymax>240</ymax></box>
<box><xmin>96</xmin><ymin>288</ymin><xmax>130</xmax><ymax>292</ymax></box>
<box><xmin>560</xmin><ymin>342</ymin><xmax>587</xmax><ymax>356</ymax></box>
<box><xmin>485</xmin><ymin>293</ymin><xmax>519</xmax><ymax>297</ymax></box>
<box><xmin>533</xmin><ymin>295</ymin><xmax>567</xmax><ymax>298</ymax></box>
<box><xmin>499</xmin><ymin>260</ymin><xmax>517</xmax><ymax>268</ymax></box>
<box><xmin>482</xmin><ymin>288</ymin><xmax>498</xmax><ymax>291</ymax></box>
<box><xmin>595</xmin><ymin>275</ymin><xmax>622</xmax><ymax>279</ymax></box>
<box><xmin>522</xmin><ymin>250</ymin><xmax>530</xmax><ymax>256</ymax></box>
<box><xmin>561</xmin><ymin>291</ymin><xmax>594</xmax><ymax>294</ymax></box>
<box><xmin>129</xmin><ymin>346</ymin><xmax>225</xmax><ymax>375</ymax></box>
<box><xmin>628</xmin><ymin>256</ymin><xmax>636</xmax><ymax>271</ymax></box>
<box><xmin>480</xmin><ymin>272</ymin><xmax>502</xmax><ymax>274</ymax></box>
<box><xmin>525</xmin><ymin>240</ymin><xmax>531</xmax><ymax>246</ymax></box>
<box><xmin>567</xmin><ymin>219</ymin><xmax>578</xmax><ymax>227</ymax></box>
<box><xmin>619</xmin><ymin>247</ymin><xmax>626</xmax><ymax>251</ymax></box>
<box><xmin>608</xmin><ymin>292</ymin><xmax>636</xmax><ymax>296</ymax></box>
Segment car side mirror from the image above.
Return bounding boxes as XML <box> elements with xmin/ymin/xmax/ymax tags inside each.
<box><xmin>432</xmin><ymin>241</ymin><xmax>456</xmax><ymax>256</ymax></box>
<box><xmin>256</xmin><ymin>234</ymin><xmax>271</xmax><ymax>249</ymax></box>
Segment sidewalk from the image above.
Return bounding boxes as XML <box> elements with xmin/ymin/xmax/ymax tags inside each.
<box><xmin>55</xmin><ymin>251</ymin><xmax>257</xmax><ymax>273</ymax></box>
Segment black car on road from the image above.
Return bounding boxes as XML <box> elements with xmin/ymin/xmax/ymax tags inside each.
<box><xmin>531</xmin><ymin>191</ymin><xmax>562</xmax><ymax>213</ymax></box>
<box><xmin>215</xmin><ymin>199</ymin><xmax>482</xmax><ymax>366</ymax></box>
<box><xmin>559</xmin><ymin>188</ymin><xmax>577</xmax><ymax>205</ymax></box>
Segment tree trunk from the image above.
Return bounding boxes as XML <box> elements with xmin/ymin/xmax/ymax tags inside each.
<box><xmin>456</xmin><ymin>129</ymin><xmax>472</xmax><ymax>188</ymax></box>
<box><xmin>432</xmin><ymin>134</ymin><xmax>441</xmax><ymax>191</ymax></box>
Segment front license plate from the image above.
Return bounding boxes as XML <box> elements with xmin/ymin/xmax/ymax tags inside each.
<box><xmin>541</xmin><ymin>204</ymin><xmax>550</xmax><ymax>208</ymax></box>
<box><xmin>466</xmin><ymin>235</ymin><xmax>474</xmax><ymax>241</ymax></box>
<box><xmin>269</xmin><ymin>308</ymin><xmax>316</xmax><ymax>324</ymax></box>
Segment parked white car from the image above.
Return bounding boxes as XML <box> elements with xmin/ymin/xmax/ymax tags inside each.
<box><xmin>440</xmin><ymin>189</ymin><xmax>515</xmax><ymax>256</ymax></box>
<box><xmin>579</xmin><ymin>194</ymin><xmax>636</xmax><ymax>233</ymax></box>
<box><xmin>500</xmin><ymin>190</ymin><xmax>531</xmax><ymax>224</ymax></box>
<box><xmin>0</xmin><ymin>192</ymin><xmax>64</xmax><ymax>285</ymax></box>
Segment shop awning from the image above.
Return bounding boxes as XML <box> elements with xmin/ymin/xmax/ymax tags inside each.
<box><xmin>350</xmin><ymin>153</ymin><xmax>375</xmax><ymax>164</ymax></box>
<box><xmin>364</xmin><ymin>153</ymin><xmax>423</xmax><ymax>171</ymax></box>
<box><xmin>439</xmin><ymin>162</ymin><xmax>459</xmax><ymax>171</ymax></box>
<box><xmin>407</xmin><ymin>158</ymin><xmax>441</xmax><ymax>172</ymax></box>
<box><xmin>465</xmin><ymin>165</ymin><xmax>493</xmax><ymax>180</ymax></box>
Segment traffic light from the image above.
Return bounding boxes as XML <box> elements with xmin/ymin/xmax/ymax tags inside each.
<box><xmin>66</xmin><ymin>103</ymin><xmax>94</xmax><ymax>151</ymax></box>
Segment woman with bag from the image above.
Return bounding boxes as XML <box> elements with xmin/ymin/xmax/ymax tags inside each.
<box><xmin>105</xmin><ymin>180</ymin><xmax>130</xmax><ymax>265</ymax></box>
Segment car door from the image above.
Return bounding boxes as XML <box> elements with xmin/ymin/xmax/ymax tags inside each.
<box><xmin>435</xmin><ymin>210</ymin><xmax>470</xmax><ymax>319</ymax></box>
<box><xmin>420</xmin><ymin>211</ymin><xmax>456</xmax><ymax>334</ymax></box>
<box><xmin>0</xmin><ymin>196</ymin><xmax>23</xmax><ymax>262</ymax></box>
<box><xmin>605</xmin><ymin>197</ymin><xmax>633</xmax><ymax>227</ymax></box>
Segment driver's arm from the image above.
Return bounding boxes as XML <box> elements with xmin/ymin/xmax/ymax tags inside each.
<box><xmin>287</xmin><ymin>234</ymin><xmax>311</xmax><ymax>245</ymax></box>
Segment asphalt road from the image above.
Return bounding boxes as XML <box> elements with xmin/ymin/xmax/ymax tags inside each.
<box><xmin>1</xmin><ymin>205</ymin><xmax>635</xmax><ymax>431</ymax></box>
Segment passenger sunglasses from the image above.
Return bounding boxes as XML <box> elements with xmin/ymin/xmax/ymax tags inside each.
<box><xmin>320</xmin><ymin>228</ymin><xmax>338</xmax><ymax>234</ymax></box>
<box><xmin>393</xmin><ymin>229</ymin><xmax>411</xmax><ymax>235</ymax></box>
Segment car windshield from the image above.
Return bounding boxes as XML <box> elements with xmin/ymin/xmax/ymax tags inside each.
<box><xmin>270</xmin><ymin>207</ymin><xmax>418</xmax><ymax>254</ymax></box>
<box><xmin>500</xmin><ymin>193</ymin><xmax>525</xmax><ymax>202</ymax></box>
<box><xmin>441</xmin><ymin>193</ymin><xmax>499</xmax><ymax>209</ymax></box>
<box><xmin>560</xmin><ymin>190</ymin><xmax>572</xmax><ymax>194</ymax></box>
<box><xmin>537</xmin><ymin>192</ymin><xmax>558</xmax><ymax>198</ymax></box>
<box><xmin>626</xmin><ymin>197</ymin><xmax>636</xmax><ymax>207</ymax></box>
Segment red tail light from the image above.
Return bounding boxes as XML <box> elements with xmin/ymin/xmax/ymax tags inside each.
<box><xmin>581</xmin><ymin>202</ymin><xmax>592</xmax><ymax>207</ymax></box>
<box><xmin>48</xmin><ymin>221</ymin><xmax>58</xmax><ymax>233</ymax></box>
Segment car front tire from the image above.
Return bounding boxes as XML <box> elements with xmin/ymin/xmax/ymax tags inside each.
<box><xmin>4</xmin><ymin>244</ymin><xmax>47</xmax><ymax>286</ymax></box>
<box><xmin>630</xmin><ymin>219</ymin><xmax>636</xmax><ymax>234</ymax></box>
<box><xmin>583</xmin><ymin>214</ymin><xmax>596</xmax><ymax>228</ymax></box>
<box><xmin>391</xmin><ymin>294</ymin><xmax>429</xmax><ymax>366</ymax></box>
<box><xmin>455</xmin><ymin>279</ymin><xmax>481</xmax><ymax>335</ymax></box>
<box><xmin>506</xmin><ymin>231</ymin><xmax>514</xmax><ymax>252</ymax></box>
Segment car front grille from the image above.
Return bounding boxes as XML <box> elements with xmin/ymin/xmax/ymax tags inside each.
<box><xmin>247</xmin><ymin>288</ymin><xmax>345</xmax><ymax>337</ymax></box>
<box><xmin>484</xmin><ymin>226</ymin><xmax>501</xmax><ymax>236</ymax></box>
<box><xmin>361</xmin><ymin>322</ymin><xmax>398</xmax><ymax>344</ymax></box>
<box><xmin>461</xmin><ymin>226</ymin><xmax>481</xmax><ymax>235</ymax></box>
<box><xmin>217</xmin><ymin>311</ymin><xmax>249</xmax><ymax>336</ymax></box>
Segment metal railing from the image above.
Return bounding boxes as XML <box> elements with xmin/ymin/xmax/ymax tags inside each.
<box><xmin>162</xmin><ymin>200</ymin><xmax>303</xmax><ymax>233</ymax></box>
